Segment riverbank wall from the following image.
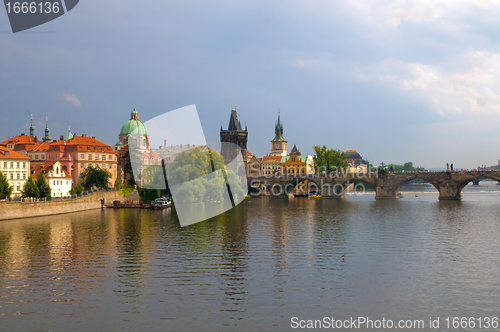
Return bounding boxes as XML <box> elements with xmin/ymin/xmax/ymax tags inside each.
<box><xmin>0</xmin><ymin>190</ymin><xmax>125</xmax><ymax>221</ymax></box>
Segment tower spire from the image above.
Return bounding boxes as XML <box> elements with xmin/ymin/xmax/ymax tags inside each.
<box><xmin>43</xmin><ymin>117</ymin><xmax>51</xmax><ymax>142</ymax></box>
<box><xmin>29</xmin><ymin>114</ymin><xmax>35</xmax><ymax>137</ymax></box>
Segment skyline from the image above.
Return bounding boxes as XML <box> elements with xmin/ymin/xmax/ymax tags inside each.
<box><xmin>1</xmin><ymin>0</ymin><xmax>500</xmax><ymax>169</ymax></box>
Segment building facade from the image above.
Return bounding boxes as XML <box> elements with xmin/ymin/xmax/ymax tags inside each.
<box><xmin>0</xmin><ymin>146</ymin><xmax>31</xmax><ymax>197</ymax></box>
<box><xmin>282</xmin><ymin>151</ymin><xmax>314</xmax><ymax>176</ymax></box>
<box><xmin>1</xmin><ymin>117</ymin><xmax>118</xmax><ymax>188</ymax></box>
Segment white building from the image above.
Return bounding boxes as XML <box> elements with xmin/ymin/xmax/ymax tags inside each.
<box><xmin>47</xmin><ymin>161</ymin><xmax>72</xmax><ymax>197</ymax></box>
<box><xmin>0</xmin><ymin>146</ymin><xmax>31</xmax><ymax>197</ymax></box>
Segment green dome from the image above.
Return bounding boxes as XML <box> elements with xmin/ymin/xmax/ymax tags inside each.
<box><xmin>64</xmin><ymin>126</ymin><xmax>73</xmax><ymax>141</ymax></box>
<box><xmin>120</xmin><ymin>119</ymin><xmax>148</xmax><ymax>135</ymax></box>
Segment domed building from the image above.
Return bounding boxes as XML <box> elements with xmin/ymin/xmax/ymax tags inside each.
<box><xmin>118</xmin><ymin>107</ymin><xmax>150</xmax><ymax>150</ymax></box>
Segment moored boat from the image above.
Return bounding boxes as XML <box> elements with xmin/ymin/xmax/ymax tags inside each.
<box><xmin>150</xmin><ymin>197</ymin><xmax>172</xmax><ymax>209</ymax></box>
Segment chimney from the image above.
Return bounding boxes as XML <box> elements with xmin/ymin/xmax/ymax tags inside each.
<box><xmin>187</xmin><ymin>144</ymin><xmax>190</xmax><ymax>148</ymax></box>
<box><xmin>34</xmin><ymin>136</ymin><xmax>38</xmax><ymax>142</ymax></box>
<box><xmin>164</xmin><ymin>140</ymin><xmax>166</xmax><ymax>148</ymax></box>
<box><xmin>180</xmin><ymin>144</ymin><xmax>183</xmax><ymax>148</ymax></box>
<box><xmin>60</xmin><ymin>135</ymin><xmax>64</xmax><ymax>140</ymax></box>
<box><xmin>82</xmin><ymin>134</ymin><xmax>86</xmax><ymax>137</ymax></box>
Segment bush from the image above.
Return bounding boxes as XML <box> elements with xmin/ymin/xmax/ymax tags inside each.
<box><xmin>70</xmin><ymin>183</ymin><xmax>84</xmax><ymax>195</ymax></box>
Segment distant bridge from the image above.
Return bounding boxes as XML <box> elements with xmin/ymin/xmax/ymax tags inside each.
<box><xmin>248</xmin><ymin>170</ymin><xmax>500</xmax><ymax>200</ymax></box>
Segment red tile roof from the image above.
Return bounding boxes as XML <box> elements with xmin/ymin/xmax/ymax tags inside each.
<box><xmin>262</xmin><ymin>156</ymin><xmax>282</xmax><ymax>162</ymax></box>
<box><xmin>0</xmin><ymin>146</ymin><xmax>31</xmax><ymax>160</ymax></box>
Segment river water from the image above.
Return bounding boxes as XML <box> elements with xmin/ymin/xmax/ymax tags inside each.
<box><xmin>1</xmin><ymin>182</ymin><xmax>500</xmax><ymax>331</ymax></box>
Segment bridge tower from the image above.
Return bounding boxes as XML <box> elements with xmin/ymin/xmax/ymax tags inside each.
<box><xmin>220</xmin><ymin>104</ymin><xmax>248</xmax><ymax>163</ymax></box>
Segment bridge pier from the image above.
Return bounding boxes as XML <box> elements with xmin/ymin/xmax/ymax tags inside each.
<box><xmin>375</xmin><ymin>187</ymin><xmax>398</xmax><ymax>200</ymax></box>
<box><xmin>437</xmin><ymin>180</ymin><xmax>461</xmax><ymax>200</ymax></box>
<box><xmin>267</xmin><ymin>182</ymin><xmax>294</xmax><ymax>199</ymax></box>
<box><xmin>321</xmin><ymin>184</ymin><xmax>345</xmax><ymax>199</ymax></box>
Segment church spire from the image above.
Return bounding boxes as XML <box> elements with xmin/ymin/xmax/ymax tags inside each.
<box><xmin>43</xmin><ymin>117</ymin><xmax>52</xmax><ymax>142</ymax></box>
<box><xmin>29</xmin><ymin>114</ymin><xmax>35</xmax><ymax>137</ymax></box>
<box><xmin>272</xmin><ymin>112</ymin><xmax>285</xmax><ymax>141</ymax></box>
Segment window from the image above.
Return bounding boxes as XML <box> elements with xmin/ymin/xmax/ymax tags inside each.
<box><xmin>88</xmin><ymin>154</ymin><xmax>92</xmax><ymax>160</ymax></box>
<box><xmin>102</xmin><ymin>164</ymin><xmax>105</xmax><ymax>169</ymax></box>
<box><xmin>3</xmin><ymin>162</ymin><xmax>6</xmax><ymax>168</ymax></box>
<box><xmin>10</xmin><ymin>162</ymin><xmax>13</xmax><ymax>168</ymax></box>
<box><xmin>80</xmin><ymin>154</ymin><xmax>85</xmax><ymax>159</ymax></box>
<box><xmin>17</xmin><ymin>174</ymin><xmax>20</xmax><ymax>179</ymax></box>
<box><xmin>108</xmin><ymin>155</ymin><xmax>112</xmax><ymax>160</ymax></box>
<box><xmin>16</xmin><ymin>186</ymin><xmax>20</xmax><ymax>192</ymax></box>
<box><xmin>10</xmin><ymin>174</ymin><xmax>13</xmax><ymax>179</ymax></box>
<box><xmin>95</xmin><ymin>155</ymin><xmax>99</xmax><ymax>160</ymax></box>
<box><xmin>41</xmin><ymin>154</ymin><xmax>45</xmax><ymax>160</ymax></box>
<box><xmin>22</xmin><ymin>162</ymin><xmax>25</xmax><ymax>169</ymax></box>
<box><xmin>16</xmin><ymin>162</ymin><xmax>19</xmax><ymax>168</ymax></box>
<box><xmin>23</xmin><ymin>174</ymin><xmax>26</xmax><ymax>179</ymax></box>
<box><xmin>102</xmin><ymin>155</ymin><xmax>106</xmax><ymax>160</ymax></box>
<box><xmin>95</xmin><ymin>164</ymin><xmax>99</xmax><ymax>168</ymax></box>
<box><xmin>34</xmin><ymin>155</ymin><xmax>38</xmax><ymax>160</ymax></box>
<box><xmin>80</xmin><ymin>163</ymin><xmax>84</xmax><ymax>168</ymax></box>
<box><xmin>109</xmin><ymin>164</ymin><xmax>112</xmax><ymax>169</ymax></box>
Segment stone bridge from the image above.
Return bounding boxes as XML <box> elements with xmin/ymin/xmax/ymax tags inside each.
<box><xmin>248</xmin><ymin>170</ymin><xmax>500</xmax><ymax>200</ymax></box>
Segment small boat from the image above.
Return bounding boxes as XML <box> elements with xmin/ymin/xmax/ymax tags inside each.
<box><xmin>150</xmin><ymin>197</ymin><xmax>172</xmax><ymax>209</ymax></box>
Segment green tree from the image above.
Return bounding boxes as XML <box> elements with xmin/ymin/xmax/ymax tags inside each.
<box><xmin>21</xmin><ymin>175</ymin><xmax>39</xmax><ymax>198</ymax></box>
<box><xmin>386</xmin><ymin>162</ymin><xmax>425</xmax><ymax>172</ymax></box>
<box><xmin>69</xmin><ymin>183</ymin><xmax>84</xmax><ymax>195</ymax></box>
<box><xmin>137</xmin><ymin>187</ymin><xmax>162</xmax><ymax>201</ymax></box>
<box><xmin>312</xmin><ymin>145</ymin><xmax>348</xmax><ymax>174</ymax></box>
<box><xmin>80</xmin><ymin>166</ymin><xmax>111</xmax><ymax>189</ymax></box>
<box><xmin>0</xmin><ymin>171</ymin><xmax>12</xmax><ymax>199</ymax></box>
<box><xmin>36</xmin><ymin>172</ymin><xmax>51</xmax><ymax>198</ymax></box>
<box><xmin>167</xmin><ymin>147</ymin><xmax>233</xmax><ymax>203</ymax></box>
<box><xmin>226</xmin><ymin>170</ymin><xmax>246</xmax><ymax>202</ymax></box>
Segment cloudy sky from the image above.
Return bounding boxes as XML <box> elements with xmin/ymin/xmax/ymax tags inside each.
<box><xmin>1</xmin><ymin>0</ymin><xmax>499</xmax><ymax>169</ymax></box>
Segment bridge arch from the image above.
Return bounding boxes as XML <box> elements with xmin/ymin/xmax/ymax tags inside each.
<box><xmin>375</xmin><ymin>172</ymin><xmax>440</xmax><ymax>199</ymax></box>
<box><xmin>455</xmin><ymin>174</ymin><xmax>500</xmax><ymax>196</ymax></box>
<box><xmin>394</xmin><ymin>177</ymin><xmax>439</xmax><ymax>195</ymax></box>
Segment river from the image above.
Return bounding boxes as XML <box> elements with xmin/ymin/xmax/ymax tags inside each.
<box><xmin>1</xmin><ymin>182</ymin><xmax>500</xmax><ymax>331</ymax></box>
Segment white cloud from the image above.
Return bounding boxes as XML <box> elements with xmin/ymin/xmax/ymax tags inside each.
<box><xmin>472</xmin><ymin>0</ymin><xmax>494</xmax><ymax>9</ymax></box>
<box><xmin>359</xmin><ymin>51</ymin><xmax>500</xmax><ymax>116</ymax></box>
<box><xmin>386</xmin><ymin>1</ymin><xmax>444</xmax><ymax>28</ymax></box>
<box><xmin>60</xmin><ymin>93</ymin><xmax>81</xmax><ymax>107</ymax></box>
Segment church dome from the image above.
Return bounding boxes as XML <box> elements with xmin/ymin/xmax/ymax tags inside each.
<box><xmin>120</xmin><ymin>108</ymin><xmax>148</xmax><ymax>136</ymax></box>
<box><xmin>64</xmin><ymin>126</ymin><xmax>73</xmax><ymax>141</ymax></box>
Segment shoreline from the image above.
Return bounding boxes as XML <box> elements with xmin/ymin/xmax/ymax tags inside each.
<box><xmin>0</xmin><ymin>190</ymin><xmax>124</xmax><ymax>221</ymax></box>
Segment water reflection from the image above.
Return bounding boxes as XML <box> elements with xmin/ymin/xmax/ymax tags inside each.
<box><xmin>1</xmin><ymin>195</ymin><xmax>500</xmax><ymax>331</ymax></box>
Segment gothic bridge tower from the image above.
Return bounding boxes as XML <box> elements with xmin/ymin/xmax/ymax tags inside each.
<box><xmin>220</xmin><ymin>104</ymin><xmax>248</xmax><ymax>163</ymax></box>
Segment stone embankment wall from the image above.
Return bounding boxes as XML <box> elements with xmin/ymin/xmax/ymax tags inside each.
<box><xmin>0</xmin><ymin>190</ymin><xmax>124</xmax><ymax>221</ymax></box>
